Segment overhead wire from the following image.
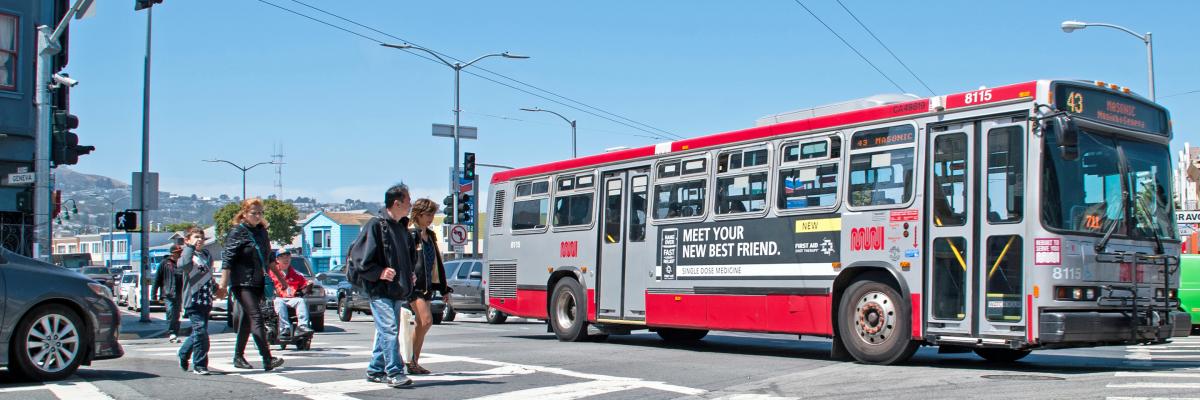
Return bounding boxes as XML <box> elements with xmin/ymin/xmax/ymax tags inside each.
<box><xmin>278</xmin><ymin>0</ymin><xmax>684</xmax><ymax>141</ymax></box>
<box><xmin>789</xmin><ymin>0</ymin><xmax>907</xmax><ymax>93</ymax></box>
<box><xmin>834</xmin><ymin>0</ymin><xmax>936</xmax><ymax>96</ymax></box>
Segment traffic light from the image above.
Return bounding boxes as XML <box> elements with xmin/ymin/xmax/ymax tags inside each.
<box><xmin>16</xmin><ymin>189</ymin><xmax>32</xmax><ymax>213</ymax></box>
<box><xmin>458</xmin><ymin>193</ymin><xmax>473</xmax><ymax>225</ymax></box>
<box><xmin>442</xmin><ymin>195</ymin><xmax>456</xmax><ymax>221</ymax></box>
<box><xmin>135</xmin><ymin>0</ymin><xmax>164</xmax><ymax>11</ymax></box>
<box><xmin>115</xmin><ymin>211</ymin><xmax>138</xmax><ymax>231</ymax></box>
<box><xmin>51</xmin><ymin>110</ymin><xmax>94</xmax><ymax>166</ymax></box>
<box><xmin>463</xmin><ymin>152</ymin><xmax>476</xmax><ymax>181</ymax></box>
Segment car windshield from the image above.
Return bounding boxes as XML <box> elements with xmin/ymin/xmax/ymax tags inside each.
<box><xmin>322</xmin><ymin>274</ymin><xmax>346</xmax><ymax>285</ymax></box>
<box><xmin>289</xmin><ymin>257</ymin><xmax>313</xmax><ymax>276</ymax></box>
<box><xmin>1042</xmin><ymin>130</ymin><xmax>1176</xmax><ymax>240</ymax></box>
<box><xmin>83</xmin><ymin>267</ymin><xmax>109</xmax><ymax>275</ymax></box>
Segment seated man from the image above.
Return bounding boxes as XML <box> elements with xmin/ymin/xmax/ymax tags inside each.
<box><xmin>269</xmin><ymin>250</ymin><xmax>312</xmax><ymax>336</ymax></box>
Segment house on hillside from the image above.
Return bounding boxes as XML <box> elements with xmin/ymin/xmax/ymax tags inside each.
<box><xmin>301</xmin><ymin>211</ymin><xmax>373</xmax><ymax>273</ymax></box>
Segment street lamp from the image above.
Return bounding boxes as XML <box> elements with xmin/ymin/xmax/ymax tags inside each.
<box><xmin>203</xmin><ymin>159</ymin><xmax>276</xmax><ymax>201</ymax></box>
<box><xmin>521</xmin><ymin>107</ymin><xmax>578</xmax><ymax>158</ymax></box>
<box><xmin>55</xmin><ymin>199</ymin><xmax>79</xmax><ymax>225</ymax></box>
<box><xmin>379</xmin><ymin>42</ymin><xmax>528</xmax><ymax>226</ymax></box>
<box><xmin>1061</xmin><ymin>20</ymin><xmax>1155</xmax><ymax>101</ymax></box>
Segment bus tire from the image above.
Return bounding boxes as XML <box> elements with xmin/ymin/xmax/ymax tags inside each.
<box><xmin>973</xmin><ymin>348</ymin><xmax>1031</xmax><ymax>363</ymax></box>
<box><xmin>550</xmin><ymin>278</ymin><xmax>588</xmax><ymax>342</ymax></box>
<box><xmin>838</xmin><ymin>278</ymin><xmax>918</xmax><ymax>365</ymax></box>
<box><xmin>485</xmin><ymin>307</ymin><xmax>507</xmax><ymax>324</ymax></box>
<box><xmin>657</xmin><ymin>328</ymin><xmax>708</xmax><ymax>343</ymax></box>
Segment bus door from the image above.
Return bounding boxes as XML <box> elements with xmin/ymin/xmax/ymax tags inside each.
<box><xmin>597</xmin><ymin>168</ymin><xmax>652</xmax><ymax>321</ymax></box>
<box><xmin>926</xmin><ymin>116</ymin><xmax>1028</xmax><ymax>339</ymax></box>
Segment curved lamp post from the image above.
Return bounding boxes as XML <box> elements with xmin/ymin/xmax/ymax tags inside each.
<box><xmin>1061</xmin><ymin>20</ymin><xmax>1155</xmax><ymax>101</ymax></box>
<box><xmin>521</xmin><ymin>107</ymin><xmax>577</xmax><ymax>158</ymax></box>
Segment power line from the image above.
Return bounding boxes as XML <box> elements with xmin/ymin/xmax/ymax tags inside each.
<box><xmin>789</xmin><ymin>0</ymin><xmax>907</xmax><ymax>93</ymax></box>
<box><xmin>1162</xmin><ymin>89</ymin><xmax>1200</xmax><ymax>99</ymax></box>
<box><xmin>834</xmin><ymin>0</ymin><xmax>935</xmax><ymax>96</ymax></box>
<box><xmin>280</xmin><ymin>0</ymin><xmax>684</xmax><ymax>140</ymax></box>
<box><xmin>462</xmin><ymin>111</ymin><xmax>670</xmax><ymax>142</ymax></box>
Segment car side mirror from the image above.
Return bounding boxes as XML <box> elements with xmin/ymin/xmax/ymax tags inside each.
<box><xmin>316</xmin><ymin>273</ymin><xmax>328</xmax><ymax>281</ymax></box>
<box><xmin>469</xmin><ymin>271</ymin><xmax>482</xmax><ymax>280</ymax></box>
<box><xmin>1050</xmin><ymin>114</ymin><xmax>1080</xmax><ymax>161</ymax></box>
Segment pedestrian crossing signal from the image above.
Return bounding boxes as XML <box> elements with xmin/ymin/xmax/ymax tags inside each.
<box><xmin>115</xmin><ymin>211</ymin><xmax>138</xmax><ymax>231</ymax></box>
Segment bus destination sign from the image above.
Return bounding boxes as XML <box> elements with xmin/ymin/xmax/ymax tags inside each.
<box><xmin>1055</xmin><ymin>85</ymin><xmax>1169</xmax><ymax>136</ymax></box>
<box><xmin>851</xmin><ymin>125</ymin><xmax>915</xmax><ymax>150</ymax></box>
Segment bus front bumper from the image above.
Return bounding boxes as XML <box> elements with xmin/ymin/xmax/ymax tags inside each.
<box><xmin>1039</xmin><ymin>310</ymin><xmax>1192</xmax><ymax>344</ymax></box>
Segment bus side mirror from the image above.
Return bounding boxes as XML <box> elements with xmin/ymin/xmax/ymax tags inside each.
<box><xmin>1051</xmin><ymin>115</ymin><xmax>1080</xmax><ymax>161</ymax></box>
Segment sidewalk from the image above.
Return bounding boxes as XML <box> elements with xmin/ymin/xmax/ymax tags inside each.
<box><xmin>118</xmin><ymin>310</ymin><xmax>230</xmax><ymax>340</ymax></box>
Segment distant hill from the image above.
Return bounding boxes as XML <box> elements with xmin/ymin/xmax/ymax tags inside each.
<box><xmin>55</xmin><ymin>168</ymin><xmax>129</xmax><ymax>193</ymax></box>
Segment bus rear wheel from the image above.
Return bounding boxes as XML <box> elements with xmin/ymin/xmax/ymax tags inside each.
<box><xmin>974</xmin><ymin>348</ymin><xmax>1031</xmax><ymax>363</ymax></box>
<box><xmin>838</xmin><ymin>278</ymin><xmax>918</xmax><ymax>365</ymax></box>
<box><xmin>550</xmin><ymin>278</ymin><xmax>589</xmax><ymax>342</ymax></box>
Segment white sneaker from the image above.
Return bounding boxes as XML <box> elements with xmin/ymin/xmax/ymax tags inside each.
<box><xmin>168</xmin><ymin>333</ymin><xmax>178</xmax><ymax>342</ymax></box>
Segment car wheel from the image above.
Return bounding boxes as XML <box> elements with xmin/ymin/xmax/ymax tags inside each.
<box><xmin>10</xmin><ymin>304</ymin><xmax>86</xmax><ymax>381</ymax></box>
<box><xmin>549</xmin><ymin>279</ymin><xmax>588</xmax><ymax>342</ymax></box>
<box><xmin>443</xmin><ymin>305</ymin><xmax>456</xmax><ymax>322</ymax></box>
<box><xmin>485</xmin><ymin>306</ymin><xmax>508</xmax><ymax>324</ymax></box>
<box><xmin>311</xmin><ymin>311</ymin><xmax>325</xmax><ymax>332</ymax></box>
<box><xmin>337</xmin><ymin>296</ymin><xmax>353</xmax><ymax>322</ymax></box>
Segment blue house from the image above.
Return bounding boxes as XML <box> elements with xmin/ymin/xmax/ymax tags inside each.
<box><xmin>301</xmin><ymin>211</ymin><xmax>373</xmax><ymax>273</ymax></box>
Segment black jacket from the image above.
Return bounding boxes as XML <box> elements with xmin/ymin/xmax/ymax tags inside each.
<box><xmin>152</xmin><ymin>257</ymin><xmax>182</xmax><ymax>299</ymax></box>
<box><xmin>412</xmin><ymin>227</ymin><xmax>451</xmax><ymax>297</ymax></box>
<box><xmin>221</xmin><ymin>223</ymin><xmax>274</xmax><ymax>289</ymax></box>
<box><xmin>350</xmin><ymin>209</ymin><xmax>415</xmax><ymax>300</ymax></box>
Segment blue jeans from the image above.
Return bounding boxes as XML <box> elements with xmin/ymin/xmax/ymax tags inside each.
<box><xmin>178</xmin><ymin>307</ymin><xmax>210</xmax><ymax>368</ymax></box>
<box><xmin>367</xmin><ymin>297</ymin><xmax>408</xmax><ymax>378</ymax></box>
<box><xmin>273</xmin><ymin>297</ymin><xmax>311</xmax><ymax>332</ymax></box>
<box><xmin>165</xmin><ymin>294</ymin><xmax>181</xmax><ymax>335</ymax></box>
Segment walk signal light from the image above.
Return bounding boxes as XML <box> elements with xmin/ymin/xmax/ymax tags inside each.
<box><xmin>115</xmin><ymin>211</ymin><xmax>138</xmax><ymax>231</ymax></box>
<box><xmin>463</xmin><ymin>152</ymin><xmax>476</xmax><ymax>181</ymax></box>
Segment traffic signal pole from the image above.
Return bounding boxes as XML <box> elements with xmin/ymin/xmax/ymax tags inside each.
<box><xmin>137</xmin><ymin>6</ymin><xmax>153</xmax><ymax>323</ymax></box>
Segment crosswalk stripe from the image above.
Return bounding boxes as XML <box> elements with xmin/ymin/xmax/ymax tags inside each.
<box><xmin>42</xmin><ymin>379</ymin><xmax>115</xmax><ymax>400</ymax></box>
<box><xmin>1115</xmin><ymin>372</ymin><xmax>1200</xmax><ymax>378</ymax></box>
<box><xmin>1107</xmin><ymin>397</ymin><xmax>1200</xmax><ymax>400</ymax></box>
<box><xmin>467</xmin><ymin>380</ymin><xmax>657</xmax><ymax>400</ymax></box>
<box><xmin>1107</xmin><ymin>382</ymin><xmax>1200</xmax><ymax>389</ymax></box>
<box><xmin>1125</xmin><ymin>349</ymin><xmax>1200</xmax><ymax>353</ymax></box>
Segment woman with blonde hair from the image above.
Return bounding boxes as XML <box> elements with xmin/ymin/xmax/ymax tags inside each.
<box><xmin>406</xmin><ymin>198</ymin><xmax>452</xmax><ymax>375</ymax></box>
<box><xmin>218</xmin><ymin>198</ymin><xmax>284</xmax><ymax>371</ymax></box>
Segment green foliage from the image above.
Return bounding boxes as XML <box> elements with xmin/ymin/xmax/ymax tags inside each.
<box><xmin>212</xmin><ymin>199</ymin><xmax>302</xmax><ymax>246</ymax></box>
<box><xmin>164</xmin><ymin>222</ymin><xmax>198</xmax><ymax>233</ymax></box>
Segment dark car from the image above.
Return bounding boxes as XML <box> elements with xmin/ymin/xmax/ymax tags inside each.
<box><xmin>224</xmin><ymin>255</ymin><xmax>327</xmax><ymax>331</ymax></box>
<box><xmin>316</xmin><ymin>272</ymin><xmax>348</xmax><ymax>307</ymax></box>
<box><xmin>336</xmin><ymin>274</ymin><xmax>446</xmax><ymax>324</ymax></box>
<box><xmin>0</xmin><ymin>247</ymin><xmax>123</xmax><ymax>380</ymax></box>
<box><xmin>443</xmin><ymin>258</ymin><xmax>506</xmax><ymax>324</ymax></box>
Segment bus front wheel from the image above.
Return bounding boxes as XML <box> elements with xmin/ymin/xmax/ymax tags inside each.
<box><xmin>550</xmin><ymin>278</ymin><xmax>589</xmax><ymax>342</ymax></box>
<box><xmin>838</xmin><ymin>278</ymin><xmax>918</xmax><ymax>365</ymax></box>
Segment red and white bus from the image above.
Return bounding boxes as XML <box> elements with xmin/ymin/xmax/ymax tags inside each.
<box><xmin>484</xmin><ymin>79</ymin><xmax>1189</xmax><ymax>364</ymax></box>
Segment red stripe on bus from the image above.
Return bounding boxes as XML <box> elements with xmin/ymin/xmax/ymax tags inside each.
<box><xmin>1026</xmin><ymin>294</ymin><xmax>1034</xmax><ymax>343</ymax></box>
<box><xmin>588</xmin><ymin>288</ymin><xmax>596</xmax><ymax>322</ymax></box>
<box><xmin>644</xmin><ymin>293</ymin><xmax>832</xmax><ymax>335</ymax></box>
<box><xmin>943</xmin><ymin>81</ymin><xmax>1037</xmax><ymax>110</ymax></box>
<box><xmin>911</xmin><ymin>293</ymin><xmax>921</xmax><ymax>339</ymax></box>
<box><xmin>490</xmin><ymin>288</ymin><xmax>549</xmax><ymax>320</ymax></box>
<box><xmin>492</xmin><ymin>146</ymin><xmax>655</xmax><ymax>184</ymax></box>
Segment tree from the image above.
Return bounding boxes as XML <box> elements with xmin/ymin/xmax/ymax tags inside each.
<box><xmin>164</xmin><ymin>222</ymin><xmax>197</xmax><ymax>233</ymax></box>
<box><xmin>212</xmin><ymin>199</ymin><xmax>302</xmax><ymax>246</ymax></box>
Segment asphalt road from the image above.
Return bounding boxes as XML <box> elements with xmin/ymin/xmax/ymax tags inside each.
<box><xmin>1</xmin><ymin>308</ymin><xmax>1198</xmax><ymax>400</ymax></box>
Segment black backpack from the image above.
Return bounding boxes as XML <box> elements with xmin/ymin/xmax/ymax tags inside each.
<box><xmin>345</xmin><ymin>217</ymin><xmax>390</xmax><ymax>289</ymax></box>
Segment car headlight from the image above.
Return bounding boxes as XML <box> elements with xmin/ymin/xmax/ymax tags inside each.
<box><xmin>88</xmin><ymin>282</ymin><xmax>113</xmax><ymax>298</ymax></box>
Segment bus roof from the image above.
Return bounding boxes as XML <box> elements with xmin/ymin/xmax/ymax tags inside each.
<box><xmin>491</xmin><ymin>81</ymin><xmax>1037</xmax><ymax>184</ymax></box>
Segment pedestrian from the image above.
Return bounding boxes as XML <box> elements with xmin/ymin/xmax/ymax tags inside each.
<box><xmin>407</xmin><ymin>198</ymin><xmax>452</xmax><ymax>375</ymax></box>
<box><xmin>177</xmin><ymin>227</ymin><xmax>222</xmax><ymax>375</ymax></box>
<box><xmin>153</xmin><ymin>242</ymin><xmax>184</xmax><ymax>342</ymax></box>
<box><xmin>269</xmin><ymin>250</ymin><xmax>312</xmax><ymax>337</ymax></box>
<box><xmin>347</xmin><ymin>183</ymin><xmax>416</xmax><ymax>388</ymax></box>
<box><xmin>218</xmin><ymin>198</ymin><xmax>284</xmax><ymax>371</ymax></box>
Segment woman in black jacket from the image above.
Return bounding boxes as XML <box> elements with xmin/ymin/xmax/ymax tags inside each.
<box><xmin>407</xmin><ymin>198</ymin><xmax>452</xmax><ymax>375</ymax></box>
<box><xmin>218</xmin><ymin>198</ymin><xmax>284</xmax><ymax>371</ymax></box>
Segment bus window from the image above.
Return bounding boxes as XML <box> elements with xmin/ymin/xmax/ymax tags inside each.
<box><xmin>682</xmin><ymin>158</ymin><xmax>707</xmax><ymax>175</ymax></box>
<box><xmin>576</xmin><ymin>175</ymin><xmax>594</xmax><ymax>188</ymax></box>
<box><xmin>516</xmin><ymin>183</ymin><xmax>532</xmax><ymax>197</ymax></box>
<box><xmin>558</xmin><ymin>177</ymin><xmax>575</xmax><ymax>191</ymax></box>
<box><xmin>848</xmin><ymin>148</ymin><xmax>914</xmax><ymax>207</ymax></box>
<box><xmin>985</xmin><ymin>235</ymin><xmax>1023</xmax><ymax>322</ymax></box>
<box><xmin>779</xmin><ymin>163</ymin><xmax>838</xmax><ymax>210</ymax></box>
<box><xmin>629</xmin><ymin>176</ymin><xmax>648</xmax><ymax>242</ymax></box>
<box><xmin>553</xmin><ymin>193</ymin><xmax>594</xmax><ymax>227</ymax></box>
<box><xmin>784</xmin><ymin>140</ymin><xmax>831</xmax><ymax>163</ymax></box>
<box><xmin>932</xmin><ymin>133</ymin><xmax>968</xmax><ymax>226</ymax></box>
<box><xmin>512</xmin><ymin>198</ymin><xmax>549</xmax><ymax>230</ymax></box>
<box><xmin>987</xmin><ymin>126</ymin><xmax>1024</xmax><ymax>223</ymax></box>
<box><xmin>716</xmin><ymin>173</ymin><xmax>768</xmax><ymax>214</ymax></box>
<box><xmin>933</xmin><ymin>237</ymin><xmax>967</xmax><ymax>320</ymax></box>
<box><xmin>658</xmin><ymin>161</ymin><xmax>681</xmax><ymax>178</ymax></box>
<box><xmin>532</xmin><ymin>181</ymin><xmax>550</xmax><ymax>195</ymax></box>
<box><xmin>604</xmin><ymin>179</ymin><xmax>622</xmax><ymax>243</ymax></box>
<box><xmin>654</xmin><ymin>180</ymin><xmax>706</xmax><ymax>219</ymax></box>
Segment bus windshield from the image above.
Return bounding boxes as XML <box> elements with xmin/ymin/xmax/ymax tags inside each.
<box><xmin>1042</xmin><ymin>130</ymin><xmax>1176</xmax><ymax>240</ymax></box>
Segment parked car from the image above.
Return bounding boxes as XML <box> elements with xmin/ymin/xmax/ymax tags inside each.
<box><xmin>221</xmin><ymin>254</ymin><xmax>327</xmax><ymax>331</ymax></box>
<box><xmin>336</xmin><ymin>273</ymin><xmax>446</xmax><ymax>324</ymax></box>
<box><xmin>116</xmin><ymin>273</ymin><xmax>138</xmax><ymax>306</ymax></box>
<box><xmin>81</xmin><ymin>266</ymin><xmax>119</xmax><ymax>292</ymax></box>
<box><xmin>443</xmin><ymin>258</ymin><xmax>506</xmax><ymax>324</ymax></box>
<box><xmin>316</xmin><ymin>272</ymin><xmax>348</xmax><ymax>307</ymax></box>
<box><xmin>0</xmin><ymin>247</ymin><xmax>123</xmax><ymax>380</ymax></box>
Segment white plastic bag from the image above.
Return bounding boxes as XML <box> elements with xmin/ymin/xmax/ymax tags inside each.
<box><xmin>398</xmin><ymin>306</ymin><xmax>415</xmax><ymax>362</ymax></box>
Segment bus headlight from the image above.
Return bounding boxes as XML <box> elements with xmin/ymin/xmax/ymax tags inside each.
<box><xmin>1055</xmin><ymin>286</ymin><xmax>1099</xmax><ymax>301</ymax></box>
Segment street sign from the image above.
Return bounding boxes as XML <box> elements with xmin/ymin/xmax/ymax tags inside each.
<box><xmin>432</xmin><ymin>124</ymin><xmax>478</xmax><ymax>140</ymax></box>
<box><xmin>132</xmin><ymin>172</ymin><xmax>159</xmax><ymax>210</ymax></box>
<box><xmin>6</xmin><ymin>172</ymin><xmax>35</xmax><ymax>185</ymax></box>
<box><xmin>447</xmin><ymin>224</ymin><xmax>469</xmax><ymax>247</ymax></box>
<box><xmin>1178</xmin><ymin>211</ymin><xmax>1200</xmax><ymax>225</ymax></box>
<box><xmin>1179</xmin><ymin>223</ymin><xmax>1199</xmax><ymax>237</ymax></box>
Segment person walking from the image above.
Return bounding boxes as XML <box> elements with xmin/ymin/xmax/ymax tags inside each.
<box><xmin>153</xmin><ymin>243</ymin><xmax>184</xmax><ymax>342</ymax></box>
<box><xmin>177</xmin><ymin>228</ymin><xmax>222</xmax><ymax>375</ymax></box>
<box><xmin>269</xmin><ymin>250</ymin><xmax>312</xmax><ymax>337</ymax></box>
<box><xmin>218</xmin><ymin>198</ymin><xmax>284</xmax><ymax>371</ymax></box>
<box><xmin>348</xmin><ymin>183</ymin><xmax>416</xmax><ymax>388</ymax></box>
<box><xmin>407</xmin><ymin>198</ymin><xmax>452</xmax><ymax>375</ymax></box>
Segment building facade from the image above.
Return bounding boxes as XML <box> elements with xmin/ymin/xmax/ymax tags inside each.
<box><xmin>301</xmin><ymin>211</ymin><xmax>373</xmax><ymax>273</ymax></box>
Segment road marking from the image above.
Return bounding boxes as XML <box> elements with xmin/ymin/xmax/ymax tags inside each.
<box><xmin>43</xmin><ymin>379</ymin><xmax>115</xmax><ymax>400</ymax></box>
<box><xmin>1125</xmin><ymin>349</ymin><xmax>1200</xmax><ymax>353</ymax></box>
<box><xmin>1115</xmin><ymin>372</ymin><xmax>1200</xmax><ymax>378</ymax></box>
<box><xmin>712</xmin><ymin>395</ymin><xmax>802</xmax><ymax>400</ymax></box>
<box><xmin>0</xmin><ymin>385</ymin><xmax>46</xmax><ymax>393</ymax></box>
<box><xmin>467</xmin><ymin>380</ymin><xmax>663</xmax><ymax>400</ymax></box>
<box><xmin>1107</xmin><ymin>397</ymin><xmax>1200</xmax><ymax>400</ymax></box>
<box><xmin>1107</xmin><ymin>382</ymin><xmax>1200</xmax><ymax>389</ymax></box>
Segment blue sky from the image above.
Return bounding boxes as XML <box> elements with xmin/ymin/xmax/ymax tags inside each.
<box><xmin>64</xmin><ymin>0</ymin><xmax>1200</xmax><ymax>203</ymax></box>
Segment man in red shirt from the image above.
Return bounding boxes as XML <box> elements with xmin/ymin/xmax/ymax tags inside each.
<box><xmin>270</xmin><ymin>251</ymin><xmax>312</xmax><ymax>336</ymax></box>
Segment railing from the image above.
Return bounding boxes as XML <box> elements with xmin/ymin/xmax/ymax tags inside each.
<box><xmin>1095</xmin><ymin>251</ymin><xmax>1179</xmax><ymax>343</ymax></box>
